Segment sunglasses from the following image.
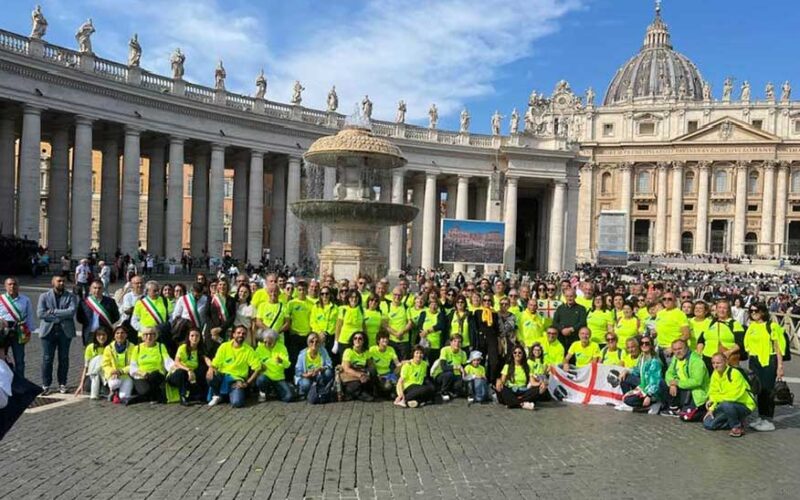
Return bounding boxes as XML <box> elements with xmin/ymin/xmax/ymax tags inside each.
<box><xmin>308</xmin><ymin>339</ymin><xmax>318</xmax><ymax>344</ymax></box>
<box><xmin>606</xmin><ymin>337</ymin><xmax>617</xmax><ymax>342</ymax></box>
<box><xmin>513</xmin><ymin>351</ymin><xmax>524</xmax><ymax>355</ymax></box>
<box><xmin>353</xmin><ymin>336</ymin><xmax>364</xmax><ymax>341</ymax></box>
<box><xmin>663</xmin><ymin>297</ymin><xmax>674</xmax><ymax>302</ymax></box>
<box><xmin>547</xmin><ymin>288</ymin><xmax>556</xmax><ymax>292</ymax></box>
<box><xmin>320</xmin><ymin>292</ymin><xmax>330</xmax><ymax>296</ymax></box>
<box><xmin>641</xmin><ymin>341</ymin><xmax>651</xmax><ymax>346</ymax></box>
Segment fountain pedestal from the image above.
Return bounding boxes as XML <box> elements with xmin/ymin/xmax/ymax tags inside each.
<box><xmin>318</xmin><ymin>242</ymin><xmax>385</xmax><ymax>280</ymax></box>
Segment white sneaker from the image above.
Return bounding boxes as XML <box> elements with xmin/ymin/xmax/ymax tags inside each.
<box><xmin>647</xmin><ymin>402</ymin><xmax>662</xmax><ymax>415</ymax></box>
<box><xmin>751</xmin><ymin>418</ymin><xmax>776</xmax><ymax>432</ymax></box>
<box><xmin>441</xmin><ymin>394</ymin><xmax>451</xmax><ymax>402</ymax></box>
<box><xmin>748</xmin><ymin>417</ymin><xmax>763</xmax><ymax>429</ymax></box>
<box><xmin>491</xmin><ymin>393</ymin><xmax>499</xmax><ymax>403</ymax></box>
<box><xmin>614</xmin><ymin>403</ymin><xmax>633</xmax><ymax>412</ymax></box>
<box><xmin>407</xmin><ymin>400</ymin><xmax>419</xmax><ymax>408</ymax></box>
<box><xmin>467</xmin><ymin>397</ymin><xmax>475</xmax><ymax>404</ymax></box>
<box><xmin>207</xmin><ymin>395</ymin><xmax>221</xmax><ymax>407</ymax></box>
<box><xmin>521</xmin><ymin>402</ymin><xmax>536</xmax><ymax>411</ymax></box>
<box><xmin>258</xmin><ymin>391</ymin><xmax>266</xmax><ymax>403</ymax></box>
<box><xmin>58</xmin><ymin>385</ymin><xmax>68</xmax><ymax>394</ymax></box>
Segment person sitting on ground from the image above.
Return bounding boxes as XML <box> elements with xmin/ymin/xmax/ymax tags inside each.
<box><xmin>255</xmin><ymin>328</ymin><xmax>293</xmax><ymax>403</ymax></box>
<box><xmin>527</xmin><ymin>343</ymin><xmax>548</xmax><ymax>386</ymax></box>
<box><xmin>102</xmin><ymin>325</ymin><xmax>136</xmax><ymax>404</ymax></box>
<box><xmin>600</xmin><ymin>333</ymin><xmax>624</xmax><ymax>366</ymax></box>
<box><xmin>74</xmin><ymin>327</ymin><xmax>110</xmax><ymax>400</ymax></box>
<box><xmin>339</xmin><ymin>332</ymin><xmax>374</xmax><ymax>402</ymax></box>
<box><xmin>703</xmin><ymin>352</ymin><xmax>756</xmax><ymax>437</ymax></box>
<box><xmin>167</xmin><ymin>328</ymin><xmax>209</xmax><ymax>405</ymax></box>
<box><xmin>207</xmin><ymin>325</ymin><xmax>261</xmax><ymax>408</ymax></box>
<box><xmin>563</xmin><ymin>326</ymin><xmax>601</xmax><ymax>370</ymax></box>
<box><xmin>126</xmin><ymin>326</ymin><xmax>174</xmax><ymax>405</ymax></box>
<box><xmin>664</xmin><ymin>338</ymin><xmax>709</xmax><ymax>420</ymax></box>
<box><xmin>744</xmin><ymin>303</ymin><xmax>786</xmax><ymax>432</ymax></box>
<box><xmin>294</xmin><ymin>332</ymin><xmax>333</xmax><ymax>400</ymax></box>
<box><xmin>394</xmin><ymin>344</ymin><xmax>435</xmax><ymax>408</ymax></box>
<box><xmin>368</xmin><ymin>331</ymin><xmax>400</xmax><ymax>399</ymax></box>
<box><xmin>620</xmin><ymin>336</ymin><xmax>664</xmax><ymax>414</ymax></box>
<box><xmin>495</xmin><ymin>343</ymin><xmax>544</xmax><ymax>410</ymax></box>
<box><xmin>464</xmin><ymin>350</ymin><xmax>490</xmax><ymax>404</ymax></box>
<box><xmin>432</xmin><ymin>334</ymin><xmax>467</xmax><ymax>401</ymax></box>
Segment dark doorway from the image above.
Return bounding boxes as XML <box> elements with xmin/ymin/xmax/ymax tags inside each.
<box><xmin>744</xmin><ymin>232</ymin><xmax>758</xmax><ymax>256</ymax></box>
<box><xmin>515</xmin><ymin>196</ymin><xmax>540</xmax><ymax>271</ymax></box>
<box><xmin>633</xmin><ymin>220</ymin><xmax>650</xmax><ymax>253</ymax></box>
<box><xmin>709</xmin><ymin>220</ymin><xmax>728</xmax><ymax>253</ymax></box>
<box><xmin>788</xmin><ymin>221</ymin><xmax>800</xmax><ymax>255</ymax></box>
<box><xmin>681</xmin><ymin>231</ymin><xmax>693</xmax><ymax>254</ymax></box>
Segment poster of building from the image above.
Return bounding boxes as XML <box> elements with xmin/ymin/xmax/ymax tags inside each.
<box><xmin>597</xmin><ymin>211</ymin><xmax>628</xmax><ymax>266</ymax></box>
<box><xmin>440</xmin><ymin>219</ymin><xmax>505</xmax><ymax>265</ymax></box>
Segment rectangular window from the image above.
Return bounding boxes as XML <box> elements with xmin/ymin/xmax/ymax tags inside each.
<box><xmin>638</xmin><ymin>122</ymin><xmax>655</xmax><ymax>135</ymax></box>
<box><xmin>224</xmin><ymin>179</ymin><xmax>234</xmax><ymax>199</ymax></box>
<box><xmin>683</xmin><ymin>204</ymin><xmax>694</xmax><ymax>211</ymax></box>
<box><xmin>687</xmin><ymin>121</ymin><xmax>698</xmax><ymax>133</ymax></box>
<box><xmin>602</xmin><ymin>123</ymin><xmax>614</xmax><ymax>136</ymax></box>
<box><xmin>794</xmin><ymin>121</ymin><xmax>800</xmax><ymax>134</ymax></box>
<box><xmin>751</xmin><ymin>119</ymin><xmax>763</xmax><ymax>130</ymax></box>
<box><xmin>747</xmin><ymin>204</ymin><xmax>759</xmax><ymax>212</ymax></box>
<box><xmin>793</xmin><ymin>205</ymin><xmax>800</xmax><ymax>213</ymax></box>
<box><xmin>637</xmin><ymin>204</ymin><xmax>650</xmax><ymax>211</ymax></box>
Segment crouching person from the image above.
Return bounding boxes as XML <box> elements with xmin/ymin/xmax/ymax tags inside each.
<box><xmin>433</xmin><ymin>334</ymin><xmax>467</xmax><ymax>401</ymax></box>
<box><xmin>664</xmin><ymin>339</ymin><xmax>708</xmax><ymax>420</ymax></box>
<box><xmin>126</xmin><ymin>327</ymin><xmax>173</xmax><ymax>405</ymax></box>
<box><xmin>369</xmin><ymin>332</ymin><xmax>401</xmax><ymax>399</ymax></box>
<box><xmin>255</xmin><ymin>328</ymin><xmax>294</xmax><ymax>403</ymax></box>
<box><xmin>394</xmin><ymin>344</ymin><xmax>435</xmax><ymax>408</ymax></box>
<box><xmin>340</xmin><ymin>332</ymin><xmax>375</xmax><ymax>402</ymax></box>
<box><xmin>75</xmin><ymin>327</ymin><xmax>110</xmax><ymax>400</ymax></box>
<box><xmin>207</xmin><ymin>325</ymin><xmax>261</xmax><ymax>407</ymax></box>
<box><xmin>102</xmin><ymin>326</ymin><xmax>135</xmax><ymax>404</ymax></box>
<box><xmin>294</xmin><ymin>332</ymin><xmax>333</xmax><ymax>400</ymax></box>
<box><xmin>703</xmin><ymin>352</ymin><xmax>756</xmax><ymax>437</ymax></box>
<box><xmin>464</xmin><ymin>350</ymin><xmax>490</xmax><ymax>404</ymax></box>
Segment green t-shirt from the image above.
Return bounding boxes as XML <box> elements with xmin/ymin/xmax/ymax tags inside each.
<box><xmin>421</xmin><ymin>310</ymin><xmax>442</xmax><ymax>349</ymax></box>
<box><xmin>338</xmin><ymin>306</ymin><xmax>364</xmax><ymax>345</ymax></box>
<box><xmin>543</xmin><ymin>338</ymin><xmax>565</xmax><ymax>367</ymax></box>
<box><xmin>288</xmin><ymin>298</ymin><xmax>312</xmax><ymax>336</ymax></box>
<box><xmin>364</xmin><ymin>309</ymin><xmax>383</xmax><ymax>348</ymax></box>
<box><xmin>305</xmin><ymin>350</ymin><xmax>324</xmax><ymax>372</ymax></box>
<box><xmin>368</xmin><ymin>345</ymin><xmax>397</xmax><ymax>376</ymax></box>
<box><xmin>342</xmin><ymin>348</ymin><xmax>369</xmax><ymax>370</ymax></box>
<box><xmin>449</xmin><ymin>311</ymin><xmax>472</xmax><ymax>347</ymax></box>
<box><xmin>384</xmin><ymin>303</ymin><xmax>410</xmax><ymax>341</ymax></box>
<box><xmin>519</xmin><ymin>311</ymin><xmax>545</xmax><ymax>348</ymax></box>
<box><xmin>432</xmin><ymin>346</ymin><xmax>467</xmax><ymax>377</ymax></box>
<box><xmin>600</xmin><ymin>347</ymin><xmax>623</xmax><ymax>367</ymax></box>
<box><xmin>310</xmin><ymin>303</ymin><xmax>338</xmax><ymax>334</ymax></box>
<box><xmin>176</xmin><ymin>344</ymin><xmax>199</xmax><ymax>371</ymax></box>
<box><xmin>212</xmin><ymin>341</ymin><xmax>260</xmax><ymax>381</ymax></box>
<box><xmin>586</xmin><ymin>309</ymin><xmax>613</xmax><ymax>344</ymax></box>
<box><xmin>465</xmin><ymin>363</ymin><xmax>486</xmax><ymax>378</ymax></box>
<box><xmin>655</xmin><ymin>307</ymin><xmax>690</xmax><ymax>347</ymax></box>
<box><xmin>567</xmin><ymin>341</ymin><xmax>601</xmax><ymax>367</ymax></box>
<box><xmin>400</xmin><ymin>360</ymin><xmax>428</xmax><ymax>390</ymax></box>
<box><xmin>84</xmin><ymin>343</ymin><xmax>103</xmax><ymax>362</ymax></box>
<box><xmin>258</xmin><ymin>301</ymin><xmax>287</xmax><ymax>342</ymax></box>
<box><xmin>254</xmin><ymin>342</ymin><xmax>290</xmax><ymax>381</ymax></box>
<box><xmin>501</xmin><ymin>363</ymin><xmax>529</xmax><ymax>389</ymax></box>
<box><xmin>134</xmin><ymin>343</ymin><xmax>167</xmax><ymax>375</ymax></box>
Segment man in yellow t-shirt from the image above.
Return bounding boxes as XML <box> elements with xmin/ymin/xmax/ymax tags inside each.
<box><xmin>208</xmin><ymin>325</ymin><xmax>261</xmax><ymax>408</ymax></box>
<box><xmin>655</xmin><ymin>293</ymin><xmax>690</xmax><ymax>355</ymax></box>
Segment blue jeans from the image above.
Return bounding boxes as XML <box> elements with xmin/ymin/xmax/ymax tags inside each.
<box><xmin>470</xmin><ymin>378</ymin><xmax>490</xmax><ymax>403</ymax></box>
<box><xmin>9</xmin><ymin>331</ymin><xmax>25</xmax><ymax>379</ymax></box>
<box><xmin>209</xmin><ymin>373</ymin><xmax>247</xmax><ymax>408</ymax></box>
<box><xmin>41</xmin><ymin>328</ymin><xmax>72</xmax><ymax>387</ymax></box>
<box><xmin>256</xmin><ymin>375</ymin><xmax>293</xmax><ymax>402</ymax></box>
<box><xmin>296</xmin><ymin>368</ymin><xmax>333</xmax><ymax>398</ymax></box>
<box><xmin>703</xmin><ymin>402</ymin><xmax>751</xmax><ymax>430</ymax></box>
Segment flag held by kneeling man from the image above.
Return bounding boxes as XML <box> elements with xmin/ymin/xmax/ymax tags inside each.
<box><xmin>548</xmin><ymin>362</ymin><xmax>624</xmax><ymax>406</ymax></box>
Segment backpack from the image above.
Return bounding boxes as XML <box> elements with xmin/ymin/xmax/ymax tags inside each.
<box><xmin>308</xmin><ymin>377</ymin><xmax>335</xmax><ymax>405</ymax></box>
<box><xmin>765</xmin><ymin>320</ymin><xmax>792</xmax><ymax>362</ymax></box>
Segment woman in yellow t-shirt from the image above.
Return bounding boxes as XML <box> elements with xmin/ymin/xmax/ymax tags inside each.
<box><xmin>613</xmin><ymin>303</ymin><xmax>640</xmax><ymax>344</ymax></box>
<box><xmin>75</xmin><ymin>327</ymin><xmax>110</xmax><ymax>400</ymax></box>
<box><xmin>167</xmin><ymin>328</ymin><xmax>209</xmax><ymax>405</ymax></box>
<box><xmin>335</xmin><ymin>291</ymin><xmax>365</xmax><ymax>354</ymax></box>
<box><xmin>495</xmin><ymin>344</ymin><xmax>544</xmax><ymax>409</ymax></box>
<box><xmin>340</xmin><ymin>333</ymin><xmax>374</xmax><ymax>402</ymax></box>
<box><xmin>395</xmin><ymin>344</ymin><xmax>434</xmax><ymax>408</ymax></box>
<box><xmin>363</xmin><ymin>295</ymin><xmax>383</xmax><ymax>348</ymax></box>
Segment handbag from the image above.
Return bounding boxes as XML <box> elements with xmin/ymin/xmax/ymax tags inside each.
<box><xmin>773</xmin><ymin>379</ymin><xmax>794</xmax><ymax>406</ymax></box>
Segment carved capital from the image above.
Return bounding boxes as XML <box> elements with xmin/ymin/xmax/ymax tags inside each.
<box><xmin>656</xmin><ymin>161</ymin><xmax>670</xmax><ymax>171</ymax></box>
<box><xmin>671</xmin><ymin>160</ymin><xmax>685</xmax><ymax>170</ymax></box>
<box><xmin>762</xmin><ymin>160</ymin><xmax>776</xmax><ymax>171</ymax></box>
<box><xmin>619</xmin><ymin>161</ymin><xmax>634</xmax><ymax>172</ymax></box>
<box><xmin>777</xmin><ymin>160</ymin><xmax>791</xmax><ymax>170</ymax></box>
<box><xmin>696</xmin><ymin>160</ymin><xmax>711</xmax><ymax>171</ymax></box>
<box><xmin>580</xmin><ymin>162</ymin><xmax>595</xmax><ymax>173</ymax></box>
<box><xmin>735</xmin><ymin>160</ymin><xmax>750</xmax><ymax>170</ymax></box>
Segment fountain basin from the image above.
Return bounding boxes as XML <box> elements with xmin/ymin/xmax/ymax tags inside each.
<box><xmin>290</xmin><ymin>200</ymin><xmax>418</xmax><ymax>231</ymax></box>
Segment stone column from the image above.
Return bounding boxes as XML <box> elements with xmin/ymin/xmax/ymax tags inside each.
<box><xmin>99</xmin><ymin>132</ymin><xmax>119</xmax><ymax>256</ymax></box>
<box><xmin>165</xmin><ymin>137</ymin><xmax>185</xmax><ymax>261</ymax></box>
<box><xmin>619</xmin><ymin>162</ymin><xmax>632</xmax><ymax>252</ymax></box>
<box><xmin>47</xmin><ymin>121</ymin><xmax>70</xmax><ymax>258</ymax></box>
<box><xmin>70</xmin><ymin>116</ymin><xmax>94</xmax><ymax>259</ymax></box>
<box><xmin>774</xmin><ymin>162</ymin><xmax>789</xmax><ymax>257</ymax></box>
<box><xmin>269</xmin><ymin>160</ymin><xmax>287</xmax><ymax>261</ymax></box>
<box><xmin>760</xmin><ymin>161</ymin><xmax>776</xmax><ymax>254</ymax></box>
<box><xmin>654</xmin><ymin>162</ymin><xmax>669</xmax><ymax>254</ymax></box>
<box><xmin>576</xmin><ymin>163</ymin><xmax>594</xmax><ymax>260</ymax></box>
<box><xmin>420</xmin><ymin>172</ymin><xmax>438</xmax><ymax>270</ymax></box>
<box><xmin>453</xmin><ymin>175</ymin><xmax>470</xmax><ymax>273</ymax></box>
<box><xmin>388</xmin><ymin>170</ymin><xmax>405</xmax><ymax>276</ymax></box>
<box><xmin>547</xmin><ymin>180</ymin><xmax>567</xmax><ymax>272</ymax></box>
<box><xmin>247</xmin><ymin>150</ymin><xmax>264</xmax><ymax>266</ymax></box>
<box><xmin>146</xmin><ymin>138</ymin><xmax>166</xmax><ymax>256</ymax></box>
<box><xmin>0</xmin><ymin>109</ymin><xmax>16</xmax><ymax>235</ymax></box>
<box><xmin>18</xmin><ymin>105</ymin><xmax>43</xmax><ymax>241</ymax></box>
<box><xmin>474</xmin><ymin>180</ymin><xmax>487</xmax><ymax>221</ymax></box>
<box><xmin>207</xmin><ymin>144</ymin><xmax>226</xmax><ymax>259</ymax></box>
<box><xmin>445</xmin><ymin>181</ymin><xmax>457</xmax><ymax>218</ymax></box>
<box><xmin>668</xmin><ymin>161</ymin><xmax>684</xmax><ymax>252</ymax></box>
<box><xmin>284</xmin><ymin>155</ymin><xmax>302</xmax><ymax>267</ymax></box>
<box><xmin>732</xmin><ymin>161</ymin><xmax>749</xmax><ymax>256</ymax></box>
<box><xmin>119</xmin><ymin>126</ymin><xmax>141</xmax><ymax>256</ymax></box>
<box><xmin>378</xmin><ymin>175</ymin><xmax>392</xmax><ymax>262</ymax></box>
<box><xmin>232</xmin><ymin>154</ymin><xmax>249</xmax><ymax>261</ymax></box>
<box><xmin>190</xmin><ymin>146</ymin><xmax>209</xmax><ymax>257</ymax></box>
<box><xmin>695</xmin><ymin>161</ymin><xmax>710</xmax><ymax>253</ymax></box>
<box><xmin>410</xmin><ymin>176</ymin><xmax>424</xmax><ymax>269</ymax></box>
<box><xmin>503</xmin><ymin>177</ymin><xmax>518</xmax><ymax>272</ymax></box>
<box><xmin>321</xmin><ymin>167</ymin><xmax>336</xmax><ymax>246</ymax></box>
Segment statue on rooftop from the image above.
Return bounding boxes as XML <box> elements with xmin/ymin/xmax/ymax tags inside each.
<box><xmin>782</xmin><ymin>81</ymin><xmax>792</xmax><ymax>102</ymax></box>
<box><xmin>30</xmin><ymin>5</ymin><xmax>47</xmax><ymax>39</ymax></box>
<box><xmin>255</xmin><ymin>70</ymin><xmax>267</xmax><ymax>99</ymax></box>
<box><xmin>128</xmin><ymin>33</ymin><xmax>141</xmax><ymax>67</ymax></box>
<box><xmin>291</xmin><ymin>80</ymin><xmax>304</xmax><ymax>105</ymax></box>
<box><xmin>75</xmin><ymin>18</ymin><xmax>95</xmax><ymax>54</ymax></box>
<box><xmin>326</xmin><ymin>86</ymin><xmax>338</xmax><ymax>112</ymax></box>
<box><xmin>214</xmin><ymin>60</ymin><xmax>226</xmax><ymax>91</ymax></box>
<box><xmin>460</xmin><ymin>108</ymin><xmax>470</xmax><ymax>133</ymax></box>
<box><xmin>491</xmin><ymin>110</ymin><xmax>502</xmax><ymax>136</ymax></box>
<box><xmin>585</xmin><ymin>87</ymin><xmax>595</xmax><ymax>107</ymax></box>
<box><xmin>702</xmin><ymin>81</ymin><xmax>711</xmax><ymax>101</ymax></box>
<box><xmin>361</xmin><ymin>95</ymin><xmax>373</xmax><ymax>119</ymax></box>
<box><xmin>428</xmin><ymin>104</ymin><xmax>438</xmax><ymax>129</ymax></box>
<box><xmin>722</xmin><ymin>77</ymin><xmax>733</xmax><ymax>102</ymax></box>
<box><xmin>765</xmin><ymin>82</ymin><xmax>775</xmax><ymax>101</ymax></box>
<box><xmin>509</xmin><ymin>108</ymin><xmax>520</xmax><ymax>134</ymax></box>
<box><xmin>741</xmin><ymin>80</ymin><xmax>751</xmax><ymax>102</ymax></box>
<box><xmin>395</xmin><ymin>100</ymin><xmax>406</xmax><ymax>124</ymax></box>
<box><xmin>170</xmin><ymin>48</ymin><xmax>185</xmax><ymax>80</ymax></box>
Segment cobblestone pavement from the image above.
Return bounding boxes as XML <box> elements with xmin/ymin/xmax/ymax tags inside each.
<box><xmin>2</xmin><ymin>283</ymin><xmax>800</xmax><ymax>499</ymax></box>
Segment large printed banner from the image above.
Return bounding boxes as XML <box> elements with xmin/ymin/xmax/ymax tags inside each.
<box><xmin>548</xmin><ymin>362</ymin><xmax>624</xmax><ymax>406</ymax></box>
<box><xmin>440</xmin><ymin>219</ymin><xmax>505</xmax><ymax>265</ymax></box>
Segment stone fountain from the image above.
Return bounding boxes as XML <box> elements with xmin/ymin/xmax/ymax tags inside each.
<box><xmin>290</xmin><ymin>113</ymin><xmax>418</xmax><ymax>280</ymax></box>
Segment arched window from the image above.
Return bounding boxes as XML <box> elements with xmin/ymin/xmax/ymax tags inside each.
<box><xmin>745</xmin><ymin>232</ymin><xmax>758</xmax><ymax>256</ymax></box>
<box><xmin>791</xmin><ymin>170</ymin><xmax>800</xmax><ymax>194</ymax></box>
<box><xmin>601</xmin><ymin>172</ymin><xmax>612</xmax><ymax>194</ymax></box>
<box><xmin>681</xmin><ymin>232</ymin><xmax>694</xmax><ymax>254</ymax></box>
<box><xmin>683</xmin><ymin>171</ymin><xmax>695</xmax><ymax>193</ymax></box>
<box><xmin>748</xmin><ymin>171</ymin><xmax>759</xmax><ymax>195</ymax></box>
<box><xmin>636</xmin><ymin>171</ymin><xmax>651</xmax><ymax>193</ymax></box>
<box><xmin>713</xmin><ymin>170</ymin><xmax>728</xmax><ymax>193</ymax></box>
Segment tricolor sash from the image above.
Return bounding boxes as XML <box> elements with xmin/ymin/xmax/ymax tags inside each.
<box><xmin>212</xmin><ymin>294</ymin><xmax>229</xmax><ymax>323</ymax></box>
<box><xmin>141</xmin><ymin>296</ymin><xmax>166</xmax><ymax>324</ymax></box>
<box><xmin>183</xmin><ymin>294</ymin><xmax>201</xmax><ymax>328</ymax></box>
<box><xmin>85</xmin><ymin>296</ymin><xmax>113</xmax><ymax>327</ymax></box>
<box><xmin>0</xmin><ymin>293</ymin><xmax>24</xmax><ymax>323</ymax></box>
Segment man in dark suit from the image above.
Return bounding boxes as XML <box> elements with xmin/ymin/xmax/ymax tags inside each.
<box><xmin>76</xmin><ymin>280</ymin><xmax>120</xmax><ymax>346</ymax></box>
<box><xmin>36</xmin><ymin>275</ymin><xmax>77</xmax><ymax>395</ymax></box>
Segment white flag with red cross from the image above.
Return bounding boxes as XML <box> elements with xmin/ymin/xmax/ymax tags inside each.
<box><xmin>548</xmin><ymin>362</ymin><xmax>624</xmax><ymax>406</ymax></box>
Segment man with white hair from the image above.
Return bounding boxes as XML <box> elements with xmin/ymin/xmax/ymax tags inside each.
<box><xmin>74</xmin><ymin>258</ymin><xmax>92</xmax><ymax>299</ymax></box>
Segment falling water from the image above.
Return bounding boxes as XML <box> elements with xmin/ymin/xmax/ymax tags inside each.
<box><xmin>300</xmin><ymin>161</ymin><xmax>326</xmax><ymax>272</ymax></box>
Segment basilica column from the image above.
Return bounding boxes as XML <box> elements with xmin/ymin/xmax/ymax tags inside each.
<box><xmin>284</xmin><ymin>155</ymin><xmax>302</xmax><ymax>266</ymax></box>
<box><xmin>576</xmin><ymin>163</ymin><xmax>594</xmax><ymax>260</ymax></box>
<box><xmin>246</xmin><ymin>150</ymin><xmax>264</xmax><ymax>266</ymax></box>
<box><xmin>70</xmin><ymin>116</ymin><xmax>94</xmax><ymax>259</ymax></box>
<box><xmin>420</xmin><ymin>173</ymin><xmax>437</xmax><ymax>270</ymax></box>
<box><xmin>774</xmin><ymin>162</ymin><xmax>789</xmax><ymax>257</ymax></box>
<box><xmin>207</xmin><ymin>144</ymin><xmax>226</xmax><ymax>259</ymax></box>
<box><xmin>503</xmin><ymin>177</ymin><xmax>518</xmax><ymax>272</ymax></box>
<box><xmin>47</xmin><ymin>120</ymin><xmax>70</xmax><ymax>258</ymax></box>
<box><xmin>388</xmin><ymin>170</ymin><xmax>405</xmax><ymax>276</ymax></box>
<box><xmin>547</xmin><ymin>180</ymin><xmax>566</xmax><ymax>272</ymax></box>
<box><xmin>668</xmin><ymin>161</ymin><xmax>684</xmax><ymax>253</ymax></box>
<box><xmin>410</xmin><ymin>176</ymin><xmax>424</xmax><ymax>268</ymax></box>
<box><xmin>619</xmin><ymin>163</ymin><xmax>632</xmax><ymax>252</ymax></box>
<box><xmin>146</xmin><ymin>138</ymin><xmax>166</xmax><ymax>256</ymax></box>
<box><xmin>99</xmin><ymin>131</ymin><xmax>119</xmax><ymax>255</ymax></box>
<box><xmin>378</xmin><ymin>175</ymin><xmax>392</xmax><ymax>262</ymax></box>
<box><xmin>190</xmin><ymin>146</ymin><xmax>209</xmax><ymax>257</ymax></box>
<box><xmin>732</xmin><ymin>161</ymin><xmax>749</xmax><ymax>255</ymax></box>
<box><xmin>654</xmin><ymin>162</ymin><xmax>668</xmax><ymax>254</ymax></box>
<box><xmin>231</xmin><ymin>154</ymin><xmax>249</xmax><ymax>261</ymax></box>
<box><xmin>269</xmin><ymin>160</ymin><xmax>287</xmax><ymax>261</ymax></box>
<box><xmin>0</xmin><ymin>109</ymin><xmax>16</xmax><ymax>234</ymax></box>
<box><xmin>321</xmin><ymin>167</ymin><xmax>336</xmax><ymax>246</ymax></box>
<box><xmin>760</xmin><ymin>161</ymin><xmax>776</xmax><ymax>254</ymax></box>
<box><xmin>165</xmin><ymin>136</ymin><xmax>185</xmax><ymax>261</ymax></box>
<box><xmin>18</xmin><ymin>105</ymin><xmax>43</xmax><ymax>241</ymax></box>
<box><xmin>695</xmin><ymin>161</ymin><xmax>710</xmax><ymax>253</ymax></box>
<box><xmin>119</xmin><ymin>126</ymin><xmax>141</xmax><ymax>256</ymax></box>
<box><xmin>453</xmin><ymin>175</ymin><xmax>470</xmax><ymax>273</ymax></box>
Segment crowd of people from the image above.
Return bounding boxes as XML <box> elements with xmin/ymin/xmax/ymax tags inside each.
<box><xmin>0</xmin><ymin>264</ymin><xmax>795</xmax><ymax>438</ymax></box>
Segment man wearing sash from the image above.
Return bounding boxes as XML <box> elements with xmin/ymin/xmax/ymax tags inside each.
<box><xmin>132</xmin><ymin>281</ymin><xmax>169</xmax><ymax>335</ymax></box>
<box><xmin>36</xmin><ymin>275</ymin><xmax>77</xmax><ymax>394</ymax></box>
<box><xmin>0</xmin><ymin>277</ymin><xmax>36</xmax><ymax>378</ymax></box>
<box><xmin>76</xmin><ymin>280</ymin><xmax>120</xmax><ymax>346</ymax></box>
<box><xmin>172</xmin><ymin>283</ymin><xmax>209</xmax><ymax>332</ymax></box>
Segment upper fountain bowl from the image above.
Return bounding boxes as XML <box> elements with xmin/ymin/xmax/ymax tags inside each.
<box><xmin>303</xmin><ymin>126</ymin><xmax>407</xmax><ymax>170</ymax></box>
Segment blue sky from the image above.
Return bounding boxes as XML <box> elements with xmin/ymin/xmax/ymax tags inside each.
<box><xmin>4</xmin><ymin>1</ymin><xmax>800</xmax><ymax>134</ymax></box>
